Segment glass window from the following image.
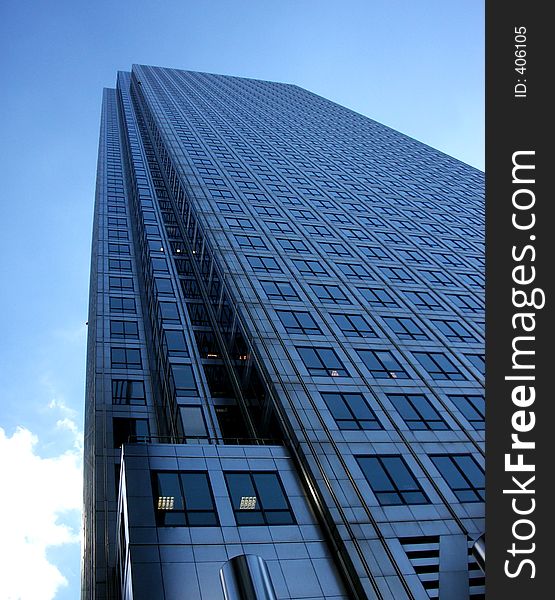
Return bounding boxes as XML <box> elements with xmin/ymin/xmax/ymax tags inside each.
<box><xmin>448</xmin><ymin>394</ymin><xmax>484</xmax><ymax>429</ymax></box>
<box><xmin>277</xmin><ymin>238</ymin><xmax>309</xmax><ymax>253</ymax></box>
<box><xmin>110</xmin><ymin>320</ymin><xmax>139</xmax><ymax>340</ymax></box>
<box><xmin>430</xmin><ymin>455</ymin><xmax>484</xmax><ymax>502</ymax></box>
<box><xmin>357</xmin><ymin>349</ymin><xmax>409</xmax><ymax>379</ymax></box>
<box><xmin>446</xmin><ymin>292</ymin><xmax>483</xmax><ymax>313</ymax></box>
<box><xmin>404</xmin><ymin>290</ymin><xmax>440</xmax><ymax>310</ymax></box>
<box><xmin>261</xmin><ymin>281</ymin><xmax>299</xmax><ymax>301</ymax></box>
<box><xmin>224</xmin><ymin>472</ymin><xmax>295</xmax><ymax>525</ymax></box>
<box><xmin>113</xmin><ymin>418</ymin><xmax>149</xmax><ymax>447</ymax></box>
<box><xmin>154</xmin><ymin>471</ymin><xmax>218</xmax><ymax>526</ymax></box>
<box><xmin>337</xmin><ymin>263</ymin><xmax>372</xmax><ymax>279</ymax></box>
<box><xmin>296</xmin><ymin>346</ymin><xmax>349</xmax><ymax>377</ymax></box>
<box><xmin>432</xmin><ymin>319</ymin><xmax>476</xmax><ymax>342</ymax></box>
<box><xmin>234</xmin><ymin>235</ymin><xmax>267</xmax><ymax>249</ymax></box>
<box><xmin>180</xmin><ymin>406</ymin><xmax>208</xmax><ymax>439</ymax></box>
<box><xmin>108</xmin><ymin>229</ymin><xmax>129</xmax><ymax>240</ymax></box>
<box><xmin>225</xmin><ymin>217</ymin><xmax>254</xmax><ymax>230</ymax></box>
<box><xmin>413</xmin><ymin>352</ymin><xmax>466</xmax><ymax>381</ymax></box>
<box><xmin>331</xmin><ymin>313</ymin><xmax>376</xmax><ymax>338</ymax></box>
<box><xmin>155</xmin><ymin>278</ymin><xmax>173</xmax><ymax>295</ymax></box>
<box><xmin>247</xmin><ymin>256</ymin><xmax>282</xmax><ymax>273</ymax></box>
<box><xmin>358</xmin><ymin>287</ymin><xmax>398</xmax><ymax>307</ymax></box>
<box><xmin>310</xmin><ymin>284</ymin><xmax>351</xmax><ymax>305</ymax></box>
<box><xmin>277</xmin><ymin>310</ymin><xmax>322</xmax><ymax>335</ymax></box>
<box><xmin>108</xmin><ymin>259</ymin><xmax>132</xmax><ymax>272</ymax></box>
<box><xmin>388</xmin><ymin>394</ymin><xmax>449</xmax><ymax>430</ymax></box>
<box><xmin>357</xmin><ymin>455</ymin><xmax>429</xmax><ymax>506</ymax></box>
<box><xmin>383</xmin><ymin>316</ymin><xmax>428</xmax><ymax>340</ymax></box>
<box><xmin>108</xmin><ymin>243</ymin><xmax>130</xmax><ymax>255</ymax></box>
<box><xmin>292</xmin><ymin>259</ymin><xmax>327</xmax><ymax>276</ymax></box>
<box><xmin>109</xmin><ymin>296</ymin><xmax>136</xmax><ymax>314</ymax></box>
<box><xmin>111</xmin><ymin>348</ymin><xmax>141</xmax><ymax>369</ymax></box>
<box><xmin>321</xmin><ymin>392</ymin><xmax>381</xmax><ymax>430</ymax></box>
<box><xmin>159</xmin><ymin>302</ymin><xmax>180</xmax><ymax>324</ymax></box>
<box><xmin>172</xmin><ymin>365</ymin><xmax>198</xmax><ymax>396</ymax></box>
<box><xmin>165</xmin><ymin>330</ymin><xmax>188</xmax><ymax>357</ymax></box>
<box><xmin>109</xmin><ymin>276</ymin><xmax>133</xmax><ymax>291</ymax></box>
<box><xmin>465</xmin><ymin>353</ymin><xmax>485</xmax><ymax>374</ymax></box>
<box><xmin>318</xmin><ymin>241</ymin><xmax>351</xmax><ymax>256</ymax></box>
<box><xmin>112</xmin><ymin>380</ymin><xmax>145</xmax><ymax>405</ymax></box>
<box><xmin>379</xmin><ymin>266</ymin><xmax>414</xmax><ymax>283</ymax></box>
<box><xmin>151</xmin><ymin>258</ymin><xmax>168</xmax><ymax>272</ymax></box>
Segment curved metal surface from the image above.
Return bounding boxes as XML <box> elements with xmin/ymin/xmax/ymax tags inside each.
<box><xmin>472</xmin><ymin>533</ymin><xmax>486</xmax><ymax>572</ymax></box>
<box><xmin>220</xmin><ymin>554</ymin><xmax>277</xmax><ymax>600</ymax></box>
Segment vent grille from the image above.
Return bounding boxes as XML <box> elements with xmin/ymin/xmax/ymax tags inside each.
<box><xmin>400</xmin><ymin>536</ymin><xmax>440</xmax><ymax>598</ymax></box>
<box><xmin>468</xmin><ymin>541</ymin><xmax>485</xmax><ymax>599</ymax></box>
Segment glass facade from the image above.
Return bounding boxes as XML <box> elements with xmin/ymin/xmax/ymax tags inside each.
<box><xmin>83</xmin><ymin>65</ymin><xmax>484</xmax><ymax>600</ymax></box>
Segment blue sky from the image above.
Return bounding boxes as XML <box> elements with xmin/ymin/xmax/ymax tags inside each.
<box><xmin>0</xmin><ymin>1</ymin><xmax>483</xmax><ymax>598</ymax></box>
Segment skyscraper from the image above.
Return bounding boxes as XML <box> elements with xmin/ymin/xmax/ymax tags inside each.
<box><xmin>83</xmin><ymin>65</ymin><xmax>484</xmax><ymax>600</ymax></box>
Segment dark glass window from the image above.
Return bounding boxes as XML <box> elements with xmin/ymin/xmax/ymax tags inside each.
<box><xmin>108</xmin><ymin>259</ymin><xmax>132</xmax><ymax>272</ymax></box>
<box><xmin>155</xmin><ymin>278</ymin><xmax>173</xmax><ymax>295</ymax></box>
<box><xmin>113</xmin><ymin>418</ymin><xmax>149</xmax><ymax>447</ymax></box>
<box><xmin>446</xmin><ymin>292</ymin><xmax>483</xmax><ymax>313</ymax></box>
<box><xmin>420</xmin><ymin>269</ymin><xmax>453</xmax><ymax>285</ymax></box>
<box><xmin>180</xmin><ymin>406</ymin><xmax>208</xmax><ymax>439</ymax></box>
<box><xmin>337</xmin><ymin>263</ymin><xmax>372</xmax><ymax>279</ymax></box>
<box><xmin>414</xmin><ymin>352</ymin><xmax>466</xmax><ymax>381</ymax></box>
<box><xmin>331</xmin><ymin>313</ymin><xmax>376</xmax><ymax>338</ymax></box>
<box><xmin>430</xmin><ymin>455</ymin><xmax>484</xmax><ymax>502</ymax></box>
<box><xmin>383</xmin><ymin>316</ymin><xmax>428</xmax><ymax>340</ymax></box>
<box><xmin>358</xmin><ymin>287</ymin><xmax>398</xmax><ymax>307</ymax></box>
<box><xmin>224</xmin><ymin>472</ymin><xmax>295</xmax><ymax>525</ymax></box>
<box><xmin>304</xmin><ymin>224</ymin><xmax>332</xmax><ymax>237</ymax></box>
<box><xmin>165</xmin><ymin>330</ymin><xmax>188</xmax><ymax>357</ymax></box>
<box><xmin>379</xmin><ymin>266</ymin><xmax>414</xmax><ymax>283</ymax></box>
<box><xmin>404</xmin><ymin>290</ymin><xmax>440</xmax><ymax>310</ymax></box>
<box><xmin>108</xmin><ymin>243</ymin><xmax>130</xmax><ymax>255</ymax></box>
<box><xmin>112</xmin><ymin>380</ymin><xmax>145</xmax><ymax>405</ymax></box>
<box><xmin>432</xmin><ymin>319</ymin><xmax>476</xmax><ymax>342</ymax></box>
<box><xmin>216</xmin><ymin>201</ymin><xmax>243</xmax><ymax>213</ymax></box>
<box><xmin>247</xmin><ymin>256</ymin><xmax>282</xmax><ymax>273</ymax></box>
<box><xmin>277</xmin><ymin>238</ymin><xmax>309</xmax><ymax>253</ymax></box>
<box><xmin>110</xmin><ymin>320</ymin><xmax>139</xmax><ymax>340</ymax></box>
<box><xmin>388</xmin><ymin>394</ymin><xmax>449</xmax><ymax>430</ymax></box>
<box><xmin>261</xmin><ymin>281</ymin><xmax>299</xmax><ymax>301</ymax></box>
<box><xmin>109</xmin><ymin>276</ymin><xmax>133</xmax><ymax>291</ymax></box>
<box><xmin>292</xmin><ymin>259</ymin><xmax>327</xmax><ymax>276</ymax></box>
<box><xmin>465</xmin><ymin>353</ymin><xmax>485</xmax><ymax>374</ymax></box>
<box><xmin>235</xmin><ymin>235</ymin><xmax>266</xmax><ymax>249</ymax></box>
<box><xmin>357</xmin><ymin>455</ymin><xmax>429</xmax><ymax>506</ymax></box>
<box><xmin>296</xmin><ymin>346</ymin><xmax>349</xmax><ymax>377</ymax></box>
<box><xmin>159</xmin><ymin>302</ymin><xmax>180</xmax><ymax>324</ymax></box>
<box><xmin>154</xmin><ymin>472</ymin><xmax>218</xmax><ymax>526</ymax></box>
<box><xmin>318</xmin><ymin>241</ymin><xmax>351</xmax><ymax>256</ymax></box>
<box><xmin>151</xmin><ymin>258</ymin><xmax>168</xmax><ymax>272</ymax></box>
<box><xmin>448</xmin><ymin>394</ymin><xmax>485</xmax><ymax>429</ymax></box>
<box><xmin>321</xmin><ymin>392</ymin><xmax>381</xmax><ymax>430</ymax></box>
<box><xmin>111</xmin><ymin>348</ymin><xmax>141</xmax><ymax>369</ymax></box>
<box><xmin>108</xmin><ymin>217</ymin><xmax>127</xmax><ymax>227</ymax></box>
<box><xmin>172</xmin><ymin>365</ymin><xmax>198</xmax><ymax>396</ymax></box>
<box><xmin>225</xmin><ymin>217</ymin><xmax>254</xmax><ymax>230</ymax></box>
<box><xmin>277</xmin><ymin>310</ymin><xmax>322</xmax><ymax>335</ymax></box>
<box><xmin>357</xmin><ymin>349</ymin><xmax>409</xmax><ymax>379</ymax></box>
<box><xmin>310</xmin><ymin>284</ymin><xmax>351</xmax><ymax>305</ymax></box>
<box><xmin>108</xmin><ymin>229</ymin><xmax>129</xmax><ymax>240</ymax></box>
<box><xmin>109</xmin><ymin>297</ymin><xmax>136</xmax><ymax>314</ymax></box>
<box><xmin>266</xmin><ymin>221</ymin><xmax>293</xmax><ymax>233</ymax></box>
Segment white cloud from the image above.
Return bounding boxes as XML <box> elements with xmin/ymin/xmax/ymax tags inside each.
<box><xmin>0</xmin><ymin>426</ymin><xmax>82</xmax><ymax>600</ymax></box>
